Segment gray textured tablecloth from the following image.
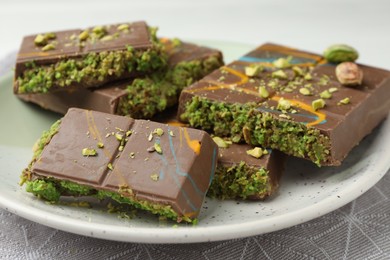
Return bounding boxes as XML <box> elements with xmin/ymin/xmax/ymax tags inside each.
<box><xmin>1</xmin><ymin>54</ymin><xmax>390</xmax><ymax>260</ymax></box>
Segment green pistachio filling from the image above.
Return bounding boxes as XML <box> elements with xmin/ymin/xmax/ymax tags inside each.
<box><xmin>117</xmin><ymin>55</ymin><xmax>223</xmax><ymax>118</ymax></box>
<box><xmin>207</xmin><ymin>162</ymin><xmax>271</xmax><ymax>200</ymax></box>
<box><xmin>20</xmin><ymin>120</ymin><xmax>192</xmax><ymax>223</ymax></box>
<box><xmin>17</xmin><ymin>29</ymin><xmax>167</xmax><ymax>94</ymax></box>
<box><xmin>24</xmin><ymin>178</ymin><xmax>191</xmax><ymax>223</ymax></box>
<box><xmin>180</xmin><ymin>96</ymin><xmax>331</xmax><ymax>166</ymax></box>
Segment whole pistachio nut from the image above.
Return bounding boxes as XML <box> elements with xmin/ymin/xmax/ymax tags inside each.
<box><xmin>335</xmin><ymin>62</ymin><xmax>363</xmax><ymax>86</ymax></box>
<box><xmin>323</xmin><ymin>44</ymin><xmax>359</xmax><ymax>63</ymax></box>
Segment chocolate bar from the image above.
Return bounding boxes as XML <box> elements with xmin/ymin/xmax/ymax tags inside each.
<box><xmin>178</xmin><ymin>43</ymin><xmax>390</xmax><ymax>166</ymax></box>
<box><xmin>153</xmin><ymin>109</ymin><xmax>286</xmax><ymax>200</ymax></box>
<box><xmin>20</xmin><ymin>108</ymin><xmax>218</xmax><ymax>223</ymax></box>
<box><xmin>14</xmin><ymin>21</ymin><xmax>167</xmax><ymax>94</ymax></box>
<box><xmin>17</xmin><ymin>39</ymin><xmax>223</xmax><ymax>118</ymax></box>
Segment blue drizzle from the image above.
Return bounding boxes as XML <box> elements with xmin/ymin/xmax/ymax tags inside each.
<box><xmin>208</xmin><ymin>147</ymin><xmax>217</xmax><ymax>186</ymax></box>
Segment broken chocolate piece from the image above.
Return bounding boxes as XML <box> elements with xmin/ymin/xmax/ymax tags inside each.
<box><xmin>16</xmin><ymin>39</ymin><xmax>223</xmax><ymax>118</ymax></box>
<box><xmin>153</xmin><ymin>109</ymin><xmax>286</xmax><ymax>200</ymax></box>
<box><xmin>14</xmin><ymin>22</ymin><xmax>167</xmax><ymax>94</ymax></box>
<box><xmin>21</xmin><ymin>108</ymin><xmax>218</xmax><ymax>223</ymax></box>
<box><xmin>178</xmin><ymin>43</ymin><xmax>390</xmax><ymax>166</ymax></box>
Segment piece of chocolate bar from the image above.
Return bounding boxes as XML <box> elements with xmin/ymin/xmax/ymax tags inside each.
<box><xmin>178</xmin><ymin>43</ymin><xmax>390</xmax><ymax>166</ymax></box>
<box><xmin>14</xmin><ymin>22</ymin><xmax>167</xmax><ymax>94</ymax></box>
<box><xmin>17</xmin><ymin>39</ymin><xmax>223</xmax><ymax>118</ymax></box>
<box><xmin>153</xmin><ymin>109</ymin><xmax>286</xmax><ymax>200</ymax></box>
<box><xmin>20</xmin><ymin>108</ymin><xmax>218</xmax><ymax>223</ymax></box>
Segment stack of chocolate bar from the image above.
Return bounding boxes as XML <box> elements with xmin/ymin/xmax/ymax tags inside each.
<box><xmin>17</xmin><ymin>21</ymin><xmax>390</xmax><ymax>223</ymax></box>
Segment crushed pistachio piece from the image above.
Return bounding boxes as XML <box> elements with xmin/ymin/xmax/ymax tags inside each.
<box><xmin>97</xmin><ymin>142</ymin><xmax>104</xmax><ymax>148</ymax></box>
<box><xmin>92</xmin><ymin>26</ymin><xmax>106</xmax><ymax>36</ymax></box>
<box><xmin>107</xmin><ymin>163</ymin><xmax>114</xmax><ymax>170</ymax></box>
<box><xmin>82</xmin><ymin>148</ymin><xmax>97</xmax><ymax>156</ymax></box>
<box><xmin>320</xmin><ymin>90</ymin><xmax>332</xmax><ymax>99</ymax></box>
<box><xmin>319</xmin><ymin>75</ymin><xmax>330</xmax><ymax>86</ymax></box>
<box><xmin>338</xmin><ymin>97</ymin><xmax>350</xmax><ymax>105</ymax></box>
<box><xmin>101</xmin><ymin>35</ymin><xmax>114</xmax><ymax>42</ymax></box>
<box><xmin>245</xmin><ymin>64</ymin><xmax>263</xmax><ymax>77</ymax></box>
<box><xmin>154</xmin><ymin>143</ymin><xmax>162</xmax><ymax>154</ymax></box>
<box><xmin>148</xmin><ymin>132</ymin><xmax>153</xmax><ymax>141</ymax></box>
<box><xmin>117</xmin><ymin>24</ymin><xmax>130</xmax><ymax>31</ymax></box>
<box><xmin>246</xmin><ymin>147</ymin><xmax>264</xmax><ymax>159</ymax></box>
<box><xmin>118</xmin><ymin>145</ymin><xmax>124</xmax><ymax>152</ymax></box>
<box><xmin>41</xmin><ymin>43</ymin><xmax>56</xmax><ymax>52</ymax></box>
<box><xmin>272</xmin><ymin>70</ymin><xmax>288</xmax><ymax>79</ymax></box>
<box><xmin>153</xmin><ymin>128</ymin><xmax>164</xmax><ymax>136</ymax></box>
<box><xmin>172</xmin><ymin>38</ymin><xmax>182</xmax><ymax>47</ymax></box>
<box><xmin>78</xmin><ymin>30</ymin><xmax>89</xmax><ymax>41</ymax></box>
<box><xmin>150</xmin><ymin>173</ymin><xmax>159</xmax><ymax>181</ymax></box>
<box><xmin>299</xmin><ymin>88</ymin><xmax>311</xmax><ymax>96</ymax></box>
<box><xmin>283</xmin><ymin>87</ymin><xmax>293</xmax><ymax>93</ymax></box>
<box><xmin>279</xmin><ymin>114</ymin><xmax>291</xmax><ymax>120</ymax></box>
<box><xmin>168</xmin><ymin>130</ymin><xmax>175</xmax><ymax>137</ymax></box>
<box><xmin>312</xmin><ymin>98</ymin><xmax>326</xmax><ymax>111</ymax></box>
<box><xmin>258</xmin><ymin>86</ymin><xmax>269</xmax><ymax>98</ymax></box>
<box><xmin>129</xmin><ymin>152</ymin><xmax>135</xmax><ymax>158</ymax></box>
<box><xmin>273</xmin><ymin>56</ymin><xmax>292</xmax><ymax>69</ymax></box>
<box><xmin>115</xmin><ymin>133</ymin><xmax>123</xmax><ymax>141</ymax></box>
<box><xmin>304</xmin><ymin>73</ymin><xmax>312</xmax><ymax>81</ymax></box>
<box><xmin>212</xmin><ymin>136</ymin><xmax>229</xmax><ymax>148</ymax></box>
<box><xmin>292</xmin><ymin>66</ymin><xmax>304</xmax><ymax>76</ymax></box>
<box><xmin>44</xmin><ymin>32</ymin><xmax>56</xmax><ymax>40</ymax></box>
<box><xmin>34</xmin><ymin>34</ymin><xmax>47</xmax><ymax>46</ymax></box>
<box><xmin>126</xmin><ymin>130</ymin><xmax>133</xmax><ymax>137</ymax></box>
<box><xmin>329</xmin><ymin>87</ymin><xmax>338</xmax><ymax>93</ymax></box>
<box><xmin>277</xmin><ymin>98</ymin><xmax>291</xmax><ymax>111</ymax></box>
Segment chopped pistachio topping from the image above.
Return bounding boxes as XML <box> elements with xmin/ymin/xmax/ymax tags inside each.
<box><xmin>118</xmin><ymin>145</ymin><xmax>124</xmax><ymax>152</ymax></box>
<box><xmin>78</xmin><ymin>30</ymin><xmax>89</xmax><ymax>41</ymax></box>
<box><xmin>292</xmin><ymin>66</ymin><xmax>304</xmax><ymax>76</ymax></box>
<box><xmin>101</xmin><ymin>35</ymin><xmax>114</xmax><ymax>42</ymax></box>
<box><xmin>117</xmin><ymin>24</ymin><xmax>130</xmax><ymax>31</ymax></box>
<box><xmin>304</xmin><ymin>73</ymin><xmax>312</xmax><ymax>81</ymax></box>
<box><xmin>245</xmin><ymin>64</ymin><xmax>263</xmax><ymax>77</ymax></box>
<box><xmin>172</xmin><ymin>38</ymin><xmax>182</xmax><ymax>47</ymax></box>
<box><xmin>329</xmin><ymin>87</ymin><xmax>338</xmax><ymax>93</ymax></box>
<box><xmin>319</xmin><ymin>75</ymin><xmax>329</xmax><ymax>85</ymax></box>
<box><xmin>283</xmin><ymin>87</ymin><xmax>293</xmax><ymax>93</ymax></box>
<box><xmin>148</xmin><ymin>132</ymin><xmax>153</xmax><ymax>141</ymax></box>
<box><xmin>212</xmin><ymin>136</ymin><xmax>229</xmax><ymax>148</ymax></box>
<box><xmin>273</xmin><ymin>56</ymin><xmax>292</xmax><ymax>69</ymax></box>
<box><xmin>312</xmin><ymin>98</ymin><xmax>326</xmax><ymax>111</ymax></box>
<box><xmin>258</xmin><ymin>86</ymin><xmax>269</xmax><ymax>98</ymax></box>
<box><xmin>150</xmin><ymin>174</ymin><xmax>159</xmax><ymax>181</ymax></box>
<box><xmin>153</xmin><ymin>128</ymin><xmax>164</xmax><ymax>136</ymax></box>
<box><xmin>41</xmin><ymin>43</ymin><xmax>56</xmax><ymax>52</ymax></box>
<box><xmin>338</xmin><ymin>97</ymin><xmax>350</xmax><ymax>105</ymax></box>
<box><xmin>129</xmin><ymin>152</ymin><xmax>135</xmax><ymax>158</ymax></box>
<box><xmin>279</xmin><ymin>114</ymin><xmax>291</xmax><ymax>120</ymax></box>
<box><xmin>126</xmin><ymin>130</ymin><xmax>133</xmax><ymax>137</ymax></box>
<box><xmin>34</xmin><ymin>34</ymin><xmax>47</xmax><ymax>46</ymax></box>
<box><xmin>97</xmin><ymin>142</ymin><xmax>104</xmax><ymax>148</ymax></box>
<box><xmin>277</xmin><ymin>98</ymin><xmax>291</xmax><ymax>111</ymax></box>
<box><xmin>107</xmin><ymin>163</ymin><xmax>113</xmax><ymax>170</ymax></box>
<box><xmin>246</xmin><ymin>147</ymin><xmax>264</xmax><ymax>159</ymax></box>
<box><xmin>168</xmin><ymin>130</ymin><xmax>175</xmax><ymax>137</ymax></box>
<box><xmin>45</xmin><ymin>32</ymin><xmax>56</xmax><ymax>40</ymax></box>
<box><xmin>272</xmin><ymin>70</ymin><xmax>288</xmax><ymax>79</ymax></box>
<box><xmin>320</xmin><ymin>90</ymin><xmax>332</xmax><ymax>99</ymax></box>
<box><xmin>82</xmin><ymin>148</ymin><xmax>97</xmax><ymax>156</ymax></box>
<box><xmin>299</xmin><ymin>87</ymin><xmax>311</xmax><ymax>96</ymax></box>
<box><xmin>115</xmin><ymin>133</ymin><xmax>123</xmax><ymax>141</ymax></box>
<box><xmin>154</xmin><ymin>143</ymin><xmax>162</xmax><ymax>154</ymax></box>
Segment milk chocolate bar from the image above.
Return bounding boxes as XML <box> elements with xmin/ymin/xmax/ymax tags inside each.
<box><xmin>14</xmin><ymin>21</ymin><xmax>167</xmax><ymax>94</ymax></box>
<box><xmin>17</xmin><ymin>39</ymin><xmax>223</xmax><ymax>118</ymax></box>
<box><xmin>178</xmin><ymin>43</ymin><xmax>390</xmax><ymax>166</ymax></box>
<box><xmin>21</xmin><ymin>108</ymin><xmax>218</xmax><ymax>223</ymax></box>
<box><xmin>153</xmin><ymin>109</ymin><xmax>286</xmax><ymax>200</ymax></box>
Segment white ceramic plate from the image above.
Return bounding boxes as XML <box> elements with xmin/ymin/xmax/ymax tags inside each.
<box><xmin>0</xmin><ymin>41</ymin><xmax>389</xmax><ymax>244</ymax></box>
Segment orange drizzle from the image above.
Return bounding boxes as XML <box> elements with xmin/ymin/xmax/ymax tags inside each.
<box><xmin>182</xmin><ymin>128</ymin><xmax>201</xmax><ymax>155</ymax></box>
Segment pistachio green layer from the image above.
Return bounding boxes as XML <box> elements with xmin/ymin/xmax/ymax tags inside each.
<box><xmin>24</xmin><ymin>178</ymin><xmax>192</xmax><ymax>223</ymax></box>
<box><xmin>180</xmin><ymin>96</ymin><xmax>331</xmax><ymax>166</ymax></box>
<box><xmin>17</xmin><ymin>28</ymin><xmax>167</xmax><ymax>94</ymax></box>
<box><xmin>207</xmin><ymin>161</ymin><xmax>271</xmax><ymax>200</ymax></box>
<box><xmin>116</xmin><ymin>55</ymin><xmax>223</xmax><ymax>118</ymax></box>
